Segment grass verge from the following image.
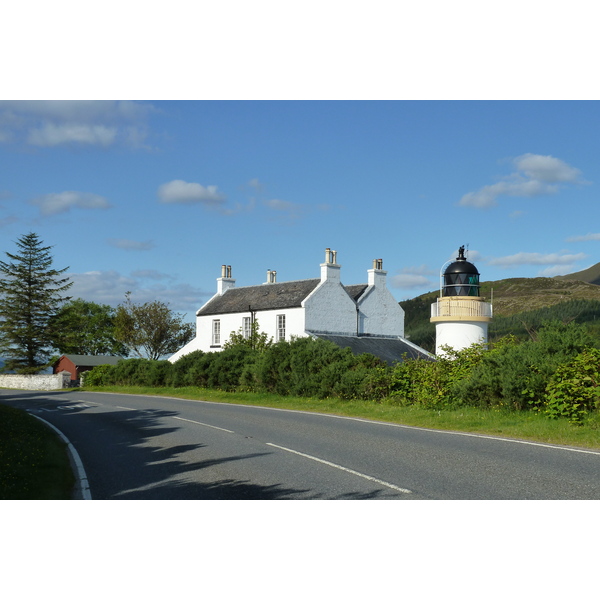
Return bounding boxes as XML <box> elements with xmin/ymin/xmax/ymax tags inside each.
<box><xmin>0</xmin><ymin>404</ymin><xmax>75</xmax><ymax>500</ymax></box>
<box><xmin>84</xmin><ymin>385</ymin><xmax>600</xmax><ymax>450</ymax></box>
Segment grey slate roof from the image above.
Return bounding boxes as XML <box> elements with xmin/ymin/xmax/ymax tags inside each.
<box><xmin>60</xmin><ymin>354</ymin><xmax>122</xmax><ymax>367</ymax></box>
<box><xmin>311</xmin><ymin>334</ymin><xmax>434</xmax><ymax>365</ymax></box>
<box><xmin>198</xmin><ymin>279</ymin><xmax>369</xmax><ymax>316</ymax></box>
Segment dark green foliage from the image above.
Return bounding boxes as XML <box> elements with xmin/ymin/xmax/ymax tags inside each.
<box><xmin>400</xmin><ymin>293</ymin><xmax>437</xmax><ymax>353</ymax></box>
<box><xmin>489</xmin><ymin>299</ymin><xmax>600</xmax><ymax>343</ymax></box>
<box><xmin>48</xmin><ymin>298</ymin><xmax>128</xmax><ymax>356</ymax></box>
<box><xmin>389</xmin><ymin>344</ymin><xmax>485</xmax><ymax>408</ymax></box>
<box><xmin>83</xmin><ymin>322</ymin><xmax>600</xmax><ymax>425</ymax></box>
<box><xmin>0</xmin><ymin>232</ymin><xmax>72</xmax><ymax>373</ymax></box>
<box><xmin>544</xmin><ymin>347</ymin><xmax>600</xmax><ymax>423</ymax></box>
<box><xmin>452</xmin><ymin>322</ymin><xmax>594</xmax><ymax>410</ymax></box>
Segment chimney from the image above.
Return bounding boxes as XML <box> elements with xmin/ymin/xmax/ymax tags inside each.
<box><xmin>217</xmin><ymin>264</ymin><xmax>235</xmax><ymax>295</ymax></box>
<box><xmin>368</xmin><ymin>258</ymin><xmax>386</xmax><ymax>286</ymax></box>
<box><xmin>265</xmin><ymin>270</ymin><xmax>277</xmax><ymax>284</ymax></box>
<box><xmin>321</xmin><ymin>248</ymin><xmax>341</xmax><ymax>283</ymax></box>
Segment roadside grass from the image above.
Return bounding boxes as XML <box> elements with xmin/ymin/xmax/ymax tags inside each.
<box><xmin>84</xmin><ymin>385</ymin><xmax>600</xmax><ymax>450</ymax></box>
<box><xmin>0</xmin><ymin>404</ymin><xmax>75</xmax><ymax>500</ymax></box>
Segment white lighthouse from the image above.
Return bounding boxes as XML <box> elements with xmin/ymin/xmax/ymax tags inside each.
<box><xmin>430</xmin><ymin>246</ymin><xmax>492</xmax><ymax>356</ymax></box>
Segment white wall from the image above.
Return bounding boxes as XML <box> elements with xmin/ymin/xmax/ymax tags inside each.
<box><xmin>0</xmin><ymin>372</ymin><xmax>71</xmax><ymax>390</ymax></box>
<box><xmin>169</xmin><ymin>307</ymin><xmax>307</xmax><ymax>361</ymax></box>
<box><xmin>435</xmin><ymin>321</ymin><xmax>488</xmax><ymax>356</ymax></box>
<box><xmin>303</xmin><ymin>279</ymin><xmax>358</xmax><ymax>335</ymax></box>
<box><xmin>357</xmin><ymin>269</ymin><xmax>405</xmax><ymax>337</ymax></box>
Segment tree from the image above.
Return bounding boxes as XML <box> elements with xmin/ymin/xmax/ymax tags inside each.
<box><xmin>223</xmin><ymin>319</ymin><xmax>273</xmax><ymax>352</ymax></box>
<box><xmin>48</xmin><ymin>298</ymin><xmax>128</xmax><ymax>357</ymax></box>
<box><xmin>0</xmin><ymin>232</ymin><xmax>72</xmax><ymax>373</ymax></box>
<box><xmin>114</xmin><ymin>292</ymin><xmax>195</xmax><ymax>360</ymax></box>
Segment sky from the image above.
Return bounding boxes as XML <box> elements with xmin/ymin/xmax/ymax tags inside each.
<box><xmin>1</xmin><ymin>99</ymin><xmax>599</xmax><ymax>324</ymax></box>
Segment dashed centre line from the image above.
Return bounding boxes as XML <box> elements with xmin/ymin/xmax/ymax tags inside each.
<box><xmin>266</xmin><ymin>442</ymin><xmax>412</xmax><ymax>494</ymax></box>
<box><xmin>169</xmin><ymin>413</ymin><xmax>411</xmax><ymax>493</ymax></box>
<box><xmin>172</xmin><ymin>416</ymin><xmax>234</xmax><ymax>433</ymax></box>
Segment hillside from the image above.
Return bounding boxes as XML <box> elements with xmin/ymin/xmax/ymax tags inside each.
<box><xmin>479</xmin><ymin>277</ymin><xmax>600</xmax><ymax>316</ymax></box>
<box><xmin>400</xmin><ymin>275</ymin><xmax>600</xmax><ymax>352</ymax></box>
<box><xmin>555</xmin><ymin>262</ymin><xmax>600</xmax><ymax>286</ymax></box>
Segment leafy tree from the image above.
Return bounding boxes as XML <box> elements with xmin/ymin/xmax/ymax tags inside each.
<box><xmin>48</xmin><ymin>298</ymin><xmax>128</xmax><ymax>356</ymax></box>
<box><xmin>0</xmin><ymin>232</ymin><xmax>72</xmax><ymax>373</ymax></box>
<box><xmin>223</xmin><ymin>319</ymin><xmax>272</xmax><ymax>352</ymax></box>
<box><xmin>114</xmin><ymin>292</ymin><xmax>194</xmax><ymax>360</ymax></box>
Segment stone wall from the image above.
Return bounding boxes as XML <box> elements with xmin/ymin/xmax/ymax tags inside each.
<box><xmin>0</xmin><ymin>372</ymin><xmax>71</xmax><ymax>390</ymax></box>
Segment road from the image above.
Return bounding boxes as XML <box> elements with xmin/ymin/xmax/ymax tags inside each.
<box><xmin>2</xmin><ymin>388</ymin><xmax>600</xmax><ymax>499</ymax></box>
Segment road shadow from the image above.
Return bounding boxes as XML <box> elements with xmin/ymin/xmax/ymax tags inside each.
<box><xmin>1</xmin><ymin>391</ymin><xmax>411</xmax><ymax>500</ymax></box>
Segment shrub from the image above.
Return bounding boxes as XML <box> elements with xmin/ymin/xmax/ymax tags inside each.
<box><xmin>452</xmin><ymin>323</ymin><xmax>594</xmax><ymax>410</ymax></box>
<box><xmin>544</xmin><ymin>347</ymin><xmax>600</xmax><ymax>423</ymax></box>
<box><xmin>82</xmin><ymin>363</ymin><xmax>116</xmax><ymax>386</ymax></box>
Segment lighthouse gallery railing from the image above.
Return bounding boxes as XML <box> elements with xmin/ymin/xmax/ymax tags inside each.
<box><xmin>431</xmin><ymin>299</ymin><xmax>493</xmax><ymax>319</ymax></box>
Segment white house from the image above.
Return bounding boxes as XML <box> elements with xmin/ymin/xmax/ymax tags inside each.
<box><xmin>169</xmin><ymin>248</ymin><xmax>431</xmax><ymax>363</ymax></box>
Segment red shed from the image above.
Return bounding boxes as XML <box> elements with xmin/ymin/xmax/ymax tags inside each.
<box><xmin>53</xmin><ymin>354</ymin><xmax>122</xmax><ymax>382</ymax></box>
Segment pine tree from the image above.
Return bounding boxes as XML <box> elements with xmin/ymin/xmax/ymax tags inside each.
<box><xmin>0</xmin><ymin>233</ymin><xmax>72</xmax><ymax>373</ymax></box>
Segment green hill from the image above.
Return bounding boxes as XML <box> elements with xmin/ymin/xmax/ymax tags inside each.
<box><xmin>400</xmin><ymin>274</ymin><xmax>600</xmax><ymax>353</ymax></box>
<box><xmin>555</xmin><ymin>262</ymin><xmax>600</xmax><ymax>286</ymax></box>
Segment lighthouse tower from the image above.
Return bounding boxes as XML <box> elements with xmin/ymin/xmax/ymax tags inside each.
<box><xmin>430</xmin><ymin>246</ymin><xmax>492</xmax><ymax>356</ymax></box>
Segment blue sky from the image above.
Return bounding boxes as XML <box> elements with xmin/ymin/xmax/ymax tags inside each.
<box><xmin>1</xmin><ymin>100</ymin><xmax>599</xmax><ymax>323</ymax></box>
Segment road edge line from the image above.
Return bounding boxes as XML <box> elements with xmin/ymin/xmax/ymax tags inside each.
<box><xmin>31</xmin><ymin>414</ymin><xmax>92</xmax><ymax>500</ymax></box>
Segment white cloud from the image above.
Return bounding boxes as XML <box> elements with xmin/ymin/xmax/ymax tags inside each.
<box><xmin>262</xmin><ymin>198</ymin><xmax>306</xmax><ymax>221</ymax></box>
<box><xmin>247</xmin><ymin>178</ymin><xmax>264</xmax><ymax>191</ymax></box>
<box><xmin>68</xmin><ymin>270</ymin><xmax>138</xmax><ymax>306</ymax></box>
<box><xmin>131</xmin><ymin>269</ymin><xmax>175</xmax><ymax>281</ymax></box>
<box><xmin>68</xmin><ymin>269</ymin><xmax>209</xmax><ymax>312</ymax></box>
<box><xmin>390</xmin><ymin>266</ymin><xmax>436</xmax><ymax>290</ymax></box>
<box><xmin>390</xmin><ymin>273</ymin><xmax>433</xmax><ymax>289</ymax></box>
<box><xmin>157</xmin><ymin>180</ymin><xmax>226</xmax><ymax>205</ymax></box>
<box><xmin>0</xmin><ymin>100</ymin><xmax>153</xmax><ymax>148</ymax></box>
<box><xmin>108</xmin><ymin>238</ymin><xmax>155</xmax><ymax>251</ymax></box>
<box><xmin>538</xmin><ymin>265</ymin><xmax>577</xmax><ymax>277</ymax></box>
<box><xmin>488</xmin><ymin>251</ymin><xmax>587</xmax><ymax>268</ymax></box>
<box><xmin>30</xmin><ymin>191</ymin><xmax>111</xmax><ymax>216</ymax></box>
<box><xmin>460</xmin><ymin>153</ymin><xmax>585</xmax><ymax>208</ymax></box>
<box><xmin>515</xmin><ymin>153</ymin><xmax>582</xmax><ymax>183</ymax></box>
<box><xmin>264</xmin><ymin>198</ymin><xmax>300</xmax><ymax>211</ymax></box>
<box><xmin>27</xmin><ymin>123</ymin><xmax>117</xmax><ymax>147</ymax></box>
<box><xmin>0</xmin><ymin>215</ymin><xmax>18</xmax><ymax>228</ymax></box>
<box><xmin>566</xmin><ymin>233</ymin><xmax>600</xmax><ymax>242</ymax></box>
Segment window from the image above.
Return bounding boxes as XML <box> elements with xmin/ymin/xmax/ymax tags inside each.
<box><xmin>212</xmin><ymin>319</ymin><xmax>221</xmax><ymax>346</ymax></box>
<box><xmin>276</xmin><ymin>314</ymin><xmax>286</xmax><ymax>341</ymax></box>
<box><xmin>243</xmin><ymin>317</ymin><xmax>252</xmax><ymax>339</ymax></box>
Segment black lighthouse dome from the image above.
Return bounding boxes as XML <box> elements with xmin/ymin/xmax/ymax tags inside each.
<box><xmin>442</xmin><ymin>246</ymin><xmax>480</xmax><ymax>297</ymax></box>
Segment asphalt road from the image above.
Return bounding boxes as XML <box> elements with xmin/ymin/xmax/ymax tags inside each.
<box><xmin>2</xmin><ymin>388</ymin><xmax>600</xmax><ymax>499</ymax></box>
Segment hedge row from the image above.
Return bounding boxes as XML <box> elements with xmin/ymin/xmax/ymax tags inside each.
<box><xmin>84</xmin><ymin>322</ymin><xmax>600</xmax><ymax>423</ymax></box>
<box><xmin>84</xmin><ymin>337</ymin><xmax>385</xmax><ymax>400</ymax></box>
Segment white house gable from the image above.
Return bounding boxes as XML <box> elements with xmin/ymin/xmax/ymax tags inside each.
<box><xmin>357</xmin><ymin>260</ymin><xmax>405</xmax><ymax>337</ymax></box>
<box><xmin>303</xmin><ymin>249</ymin><xmax>358</xmax><ymax>336</ymax></box>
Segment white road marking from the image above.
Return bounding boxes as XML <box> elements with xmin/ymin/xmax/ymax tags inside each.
<box><xmin>84</xmin><ymin>392</ymin><xmax>600</xmax><ymax>456</ymax></box>
<box><xmin>173</xmin><ymin>416</ymin><xmax>234</xmax><ymax>433</ymax></box>
<box><xmin>115</xmin><ymin>405</ymin><xmax>136</xmax><ymax>411</ymax></box>
<box><xmin>31</xmin><ymin>414</ymin><xmax>92</xmax><ymax>500</ymax></box>
<box><xmin>266</xmin><ymin>442</ymin><xmax>412</xmax><ymax>494</ymax></box>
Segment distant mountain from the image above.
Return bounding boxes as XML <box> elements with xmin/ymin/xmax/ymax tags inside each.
<box><xmin>555</xmin><ymin>261</ymin><xmax>600</xmax><ymax>286</ymax></box>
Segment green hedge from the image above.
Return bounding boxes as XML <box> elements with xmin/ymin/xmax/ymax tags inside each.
<box><xmin>83</xmin><ymin>322</ymin><xmax>600</xmax><ymax>423</ymax></box>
